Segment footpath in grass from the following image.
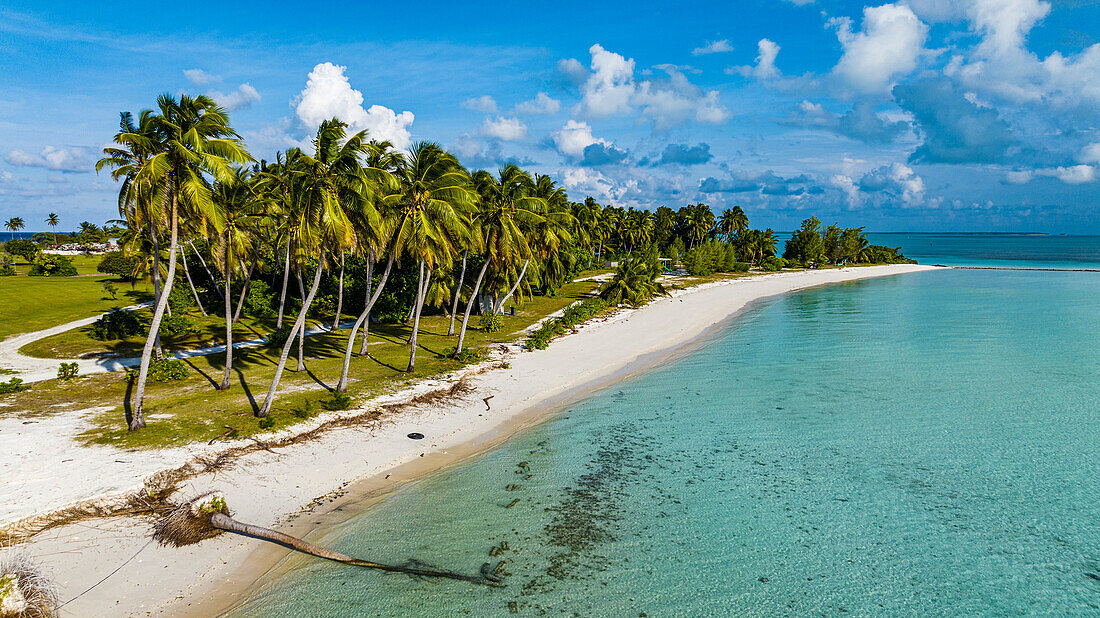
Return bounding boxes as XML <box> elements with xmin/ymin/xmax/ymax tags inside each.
<box><xmin>0</xmin><ymin>278</ymin><xmax>600</xmax><ymax>450</ymax></box>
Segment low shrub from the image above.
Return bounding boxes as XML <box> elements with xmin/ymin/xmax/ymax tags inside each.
<box><xmin>525</xmin><ymin>297</ymin><xmax>609</xmax><ymax>350</ymax></box>
<box><xmin>57</xmin><ymin>362</ymin><xmax>79</xmax><ymax>381</ymax></box>
<box><xmin>28</xmin><ymin>254</ymin><xmax>76</xmax><ymax>277</ymax></box>
<box><xmin>0</xmin><ymin>264</ymin><xmax>15</xmax><ymax>276</ymax></box>
<box><xmin>243</xmin><ymin>280</ymin><xmax>275</xmax><ymax>318</ymax></box>
<box><xmin>266</xmin><ymin>325</ymin><xmax>293</xmax><ymax>348</ymax></box>
<box><xmin>479</xmin><ymin>312</ymin><xmax>503</xmax><ymax>333</ymax></box>
<box><xmin>443</xmin><ymin>346</ymin><xmax>484</xmax><ymax>363</ymax></box>
<box><xmin>90</xmin><ymin>309</ymin><xmax>144</xmax><ymax>340</ymax></box>
<box><xmin>4</xmin><ymin>239</ymin><xmax>39</xmax><ymax>261</ymax></box>
<box><xmin>321</xmin><ymin>393</ymin><xmax>353</xmax><ymax>411</ymax></box>
<box><xmin>258</xmin><ymin>415</ymin><xmax>276</xmax><ymax>429</ymax></box>
<box><xmin>761</xmin><ymin>256</ymin><xmax>787</xmax><ymax>272</ymax></box>
<box><xmin>127</xmin><ymin>358</ymin><xmax>188</xmax><ymax>383</ymax></box>
<box><xmin>159</xmin><ymin>315</ymin><xmax>194</xmax><ymax>338</ymax></box>
<box><xmin>733</xmin><ymin>262</ymin><xmax>751</xmax><ymax>273</ymax></box>
<box><xmin>0</xmin><ymin>378</ymin><xmax>27</xmax><ymax>394</ymax></box>
<box><xmin>167</xmin><ymin>284</ymin><xmax>193</xmax><ymax>314</ymax></box>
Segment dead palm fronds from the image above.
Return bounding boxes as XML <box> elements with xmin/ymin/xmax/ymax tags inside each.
<box><xmin>0</xmin><ymin>551</ymin><xmax>58</xmax><ymax>618</ymax></box>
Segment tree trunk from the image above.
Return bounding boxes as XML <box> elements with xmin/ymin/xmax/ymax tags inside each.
<box><xmin>179</xmin><ymin>246</ymin><xmax>206</xmax><ymax>316</ymax></box>
<box><xmin>448</xmin><ymin>251</ymin><xmax>467</xmax><ymax>336</ymax></box>
<box><xmin>151</xmin><ymin>232</ymin><xmax>164</xmax><ymax>361</ymax></box>
<box><xmin>219</xmin><ymin>245</ymin><xmax>233</xmax><ymax>391</ymax></box>
<box><xmin>296</xmin><ymin>272</ymin><xmax>306</xmax><ymax>371</ymax></box>
<box><xmin>406</xmin><ymin>261</ymin><xmax>428</xmax><ymax>373</ymax></box>
<box><xmin>453</xmin><ymin>260</ymin><xmax>489</xmax><ymax>358</ymax></box>
<box><xmin>188</xmin><ymin>240</ymin><xmax>223</xmax><ymax>300</ymax></box>
<box><xmin>131</xmin><ymin>193</ymin><xmax>181</xmax><ymax>431</ymax></box>
<box><xmin>276</xmin><ymin>234</ymin><xmax>291</xmax><ymax>329</ymax></box>
<box><xmin>337</xmin><ymin>254</ymin><xmax>394</xmax><ymax>392</ymax></box>
<box><xmin>232</xmin><ymin>259</ymin><xmax>254</xmax><ymax>323</ymax></box>
<box><xmin>332</xmin><ymin>252</ymin><xmax>344</xmax><ymax>330</ymax></box>
<box><xmin>257</xmin><ymin>252</ymin><xmax>326</xmax><ymax>418</ymax></box>
<box><xmin>494</xmin><ymin>258</ymin><xmax>529</xmax><ymax>314</ymax></box>
<box><xmin>358</xmin><ymin>256</ymin><xmax>374</xmax><ymax>355</ymax></box>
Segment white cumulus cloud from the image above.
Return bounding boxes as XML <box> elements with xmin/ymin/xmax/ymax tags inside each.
<box><xmin>551</xmin><ymin>120</ymin><xmax>610</xmax><ymax>158</ymax></box>
<box><xmin>294</xmin><ymin>62</ymin><xmax>414</xmax><ymax>150</ymax></box>
<box><xmin>514</xmin><ymin>92</ymin><xmax>561</xmax><ymax>115</ymax></box>
<box><xmin>462</xmin><ymin>95</ymin><xmax>498</xmax><ymax>113</ymax></box>
<box><xmin>5</xmin><ymin>146</ymin><xmax>92</xmax><ymax>172</ymax></box>
<box><xmin>480</xmin><ymin>116</ymin><xmax>527</xmax><ymax>141</ymax></box>
<box><xmin>579</xmin><ymin>44</ymin><xmax>636</xmax><ymax>117</ymax></box>
<box><xmin>183</xmin><ymin>69</ymin><xmax>220</xmax><ymax>86</ymax></box>
<box><xmin>211</xmin><ymin>83</ymin><xmax>261</xmax><ymax>111</ymax></box>
<box><xmin>830</xmin><ymin>3</ymin><xmax>929</xmax><ymax>95</ymax></box>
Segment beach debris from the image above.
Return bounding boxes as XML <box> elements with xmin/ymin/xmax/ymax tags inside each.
<box><xmin>483</xmin><ymin>395</ymin><xmax>494</xmax><ymax>410</ymax></box>
<box><xmin>407</xmin><ymin>432</ymin><xmax>425</xmax><ymax>440</ymax></box>
<box><xmin>154</xmin><ymin>493</ymin><xmax>503</xmax><ymax>586</ymax></box>
<box><xmin>0</xmin><ymin>551</ymin><xmax>58</xmax><ymax>618</ymax></box>
<box><xmin>504</xmin><ymin>499</ymin><xmax>521</xmax><ymax>509</ymax></box>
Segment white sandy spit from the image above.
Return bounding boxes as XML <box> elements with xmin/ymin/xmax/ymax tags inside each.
<box><xmin>8</xmin><ymin>264</ymin><xmax>937</xmax><ymax>616</ymax></box>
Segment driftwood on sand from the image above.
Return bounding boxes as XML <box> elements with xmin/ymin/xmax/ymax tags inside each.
<box><xmin>154</xmin><ymin>493</ymin><xmax>504</xmax><ymax>586</ymax></box>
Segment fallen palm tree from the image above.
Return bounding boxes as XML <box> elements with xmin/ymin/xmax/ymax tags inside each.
<box><xmin>154</xmin><ymin>493</ymin><xmax>504</xmax><ymax>586</ymax></box>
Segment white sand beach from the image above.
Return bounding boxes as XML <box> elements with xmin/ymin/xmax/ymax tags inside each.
<box><xmin>7</xmin><ymin>264</ymin><xmax>936</xmax><ymax>616</ymax></box>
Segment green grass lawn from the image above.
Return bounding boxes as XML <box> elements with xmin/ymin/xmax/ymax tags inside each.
<box><xmin>0</xmin><ymin>271</ymin><xmax>152</xmax><ymax>340</ymax></box>
<box><xmin>1</xmin><ymin>278</ymin><xmax>600</xmax><ymax>450</ymax></box>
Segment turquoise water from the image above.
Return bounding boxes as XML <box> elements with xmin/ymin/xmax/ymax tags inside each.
<box><xmin>232</xmin><ymin>251</ymin><xmax>1100</xmax><ymax>616</ymax></box>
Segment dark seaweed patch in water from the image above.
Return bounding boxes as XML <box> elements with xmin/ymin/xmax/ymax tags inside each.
<box><xmin>525</xmin><ymin>422</ymin><xmax>653</xmax><ymax>593</ymax></box>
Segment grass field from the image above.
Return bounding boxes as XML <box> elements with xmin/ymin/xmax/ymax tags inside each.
<box><xmin>1</xmin><ymin>277</ymin><xmax>600</xmax><ymax>450</ymax></box>
<box><xmin>0</xmin><ymin>255</ymin><xmax>152</xmax><ymax>340</ymax></box>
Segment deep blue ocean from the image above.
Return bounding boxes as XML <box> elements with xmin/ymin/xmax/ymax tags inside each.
<box><xmin>232</xmin><ymin>235</ymin><xmax>1100</xmax><ymax>616</ymax></box>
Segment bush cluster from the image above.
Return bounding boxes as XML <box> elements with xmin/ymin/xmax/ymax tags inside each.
<box><xmin>166</xmin><ymin>284</ymin><xmax>193</xmax><ymax>313</ymax></box>
<box><xmin>266</xmin><ymin>324</ymin><xmax>293</xmax><ymax>348</ymax></box>
<box><xmin>57</xmin><ymin>362</ymin><xmax>79</xmax><ymax>381</ymax></box>
<box><xmin>760</xmin><ymin>256</ymin><xmax>788</xmax><ymax>272</ymax></box>
<box><xmin>127</xmin><ymin>358</ymin><xmax>188</xmax><ymax>383</ymax></box>
<box><xmin>478</xmin><ymin>312</ymin><xmax>503</xmax><ymax>333</ymax></box>
<box><xmin>525</xmin><ymin>297</ymin><xmax>609</xmax><ymax>350</ymax></box>
<box><xmin>4</xmin><ymin>239</ymin><xmax>38</xmax><ymax>262</ymax></box>
<box><xmin>682</xmin><ymin>241</ymin><xmax>740</xmax><ymax>276</ymax></box>
<box><xmin>28</xmin><ymin>254</ymin><xmax>76</xmax><ymax>277</ymax></box>
<box><xmin>243</xmin><ymin>280</ymin><xmax>276</xmax><ymax>317</ymax></box>
<box><xmin>444</xmin><ymin>346</ymin><xmax>484</xmax><ymax>363</ymax></box>
<box><xmin>90</xmin><ymin>309</ymin><xmax>144</xmax><ymax>340</ymax></box>
<box><xmin>159</xmin><ymin>315</ymin><xmax>194</xmax><ymax>338</ymax></box>
<box><xmin>0</xmin><ymin>378</ymin><xmax>27</xmax><ymax>394</ymax></box>
<box><xmin>0</xmin><ymin>264</ymin><xmax>15</xmax><ymax>276</ymax></box>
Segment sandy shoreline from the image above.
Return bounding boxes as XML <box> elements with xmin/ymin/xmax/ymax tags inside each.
<box><xmin>13</xmin><ymin>264</ymin><xmax>937</xmax><ymax>616</ymax></box>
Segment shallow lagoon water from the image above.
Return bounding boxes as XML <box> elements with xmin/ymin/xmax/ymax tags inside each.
<box><xmin>233</xmin><ymin>266</ymin><xmax>1099</xmax><ymax>616</ymax></box>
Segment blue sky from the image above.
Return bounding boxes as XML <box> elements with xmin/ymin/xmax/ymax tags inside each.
<box><xmin>2</xmin><ymin>0</ymin><xmax>1099</xmax><ymax>232</ymax></box>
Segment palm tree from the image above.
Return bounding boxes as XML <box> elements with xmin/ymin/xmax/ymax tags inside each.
<box><xmin>453</xmin><ymin>165</ymin><xmax>544</xmax><ymax>358</ymax></box>
<box><xmin>107</xmin><ymin>94</ymin><xmax>251</xmax><ymax>431</ymax></box>
<box><xmin>258</xmin><ymin>119</ymin><xmax>370</xmax><ymax>416</ymax></box>
<box><xmin>213</xmin><ymin>167</ymin><xmax>258</xmax><ymax>390</ymax></box>
<box><xmin>5</xmin><ymin>217</ymin><xmax>24</xmax><ymax>241</ymax></box>
<box><xmin>45</xmin><ymin>213</ymin><xmax>60</xmax><ymax>245</ymax></box>
<box><xmin>717</xmin><ymin>206</ymin><xmax>749</xmax><ymax>242</ymax></box>
<box><xmin>387</xmin><ymin>143</ymin><xmax>474</xmax><ymax>372</ymax></box>
<box><xmin>685</xmin><ymin>204</ymin><xmax>715</xmax><ymax>249</ymax></box>
<box><xmin>600</xmin><ymin>250</ymin><xmax>667</xmax><ymax>308</ymax></box>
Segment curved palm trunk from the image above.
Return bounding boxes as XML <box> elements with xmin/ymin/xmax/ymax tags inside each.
<box><xmin>188</xmin><ymin>240</ymin><xmax>223</xmax><ymax>301</ymax></box>
<box><xmin>406</xmin><ymin>261</ymin><xmax>429</xmax><ymax>373</ymax></box>
<box><xmin>494</xmin><ymin>258</ymin><xmax>529</xmax><ymax>314</ymax></box>
<box><xmin>151</xmin><ymin>232</ymin><xmax>164</xmax><ymax>361</ymax></box>
<box><xmin>179</xmin><ymin>246</ymin><xmax>206</xmax><ymax>317</ymax></box>
<box><xmin>276</xmin><ymin>234</ymin><xmax>291</xmax><ymax>329</ymax></box>
<box><xmin>232</xmin><ymin>259</ymin><xmax>254</xmax><ymax>323</ymax></box>
<box><xmin>258</xmin><ymin>252</ymin><xmax>326</xmax><ymax>417</ymax></box>
<box><xmin>219</xmin><ymin>248</ymin><xmax>233</xmax><ymax>391</ymax></box>
<box><xmin>453</xmin><ymin>260</ymin><xmax>489</xmax><ymax>358</ymax></box>
<box><xmin>296</xmin><ymin>272</ymin><xmax>306</xmax><ymax>371</ymax></box>
<box><xmin>131</xmin><ymin>196</ymin><xmax>181</xmax><ymax>431</ymax></box>
<box><xmin>337</xmin><ymin>254</ymin><xmax>394</xmax><ymax>393</ymax></box>
<box><xmin>206</xmin><ymin>512</ymin><xmax>492</xmax><ymax>584</ymax></box>
<box><xmin>447</xmin><ymin>251</ymin><xmax>467</xmax><ymax>336</ymax></box>
<box><xmin>358</xmin><ymin>257</ymin><xmax>374</xmax><ymax>355</ymax></box>
<box><xmin>331</xmin><ymin>252</ymin><xmax>345</xmax><ymax>330</ymax></box>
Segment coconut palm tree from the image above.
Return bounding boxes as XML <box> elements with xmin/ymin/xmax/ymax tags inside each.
<box><xmin>386</xmin><ymin>143</ymin><xmax>474</xmax><ymax>372</ymax></box>
<box><xmin>257</xmin><ymin>119</ymin><xmax>370</xmax><ymax>416</ymax></box>
<box><xmin>685</xmin><ymin>203</ymin><xmax>715</xmax><ymax>249</ymax></box>
<box><xmin>600</xmin><ymin>250</ymin><xmax>667</xmax><ymax>308</ymax></box>
<box><xmin>213</xmin><ymin>167</ymin><xmax>258</xmax><ymax>390</ymax></box>
<box><xmin>717</xmin><ymin>206</ymin><xmax>749</xmax><ymax>242</ymax></box>
<box><xmin>45</xmin><ymin>213</ymin><xmax>60</xmax><ymax>245</ymax></box>
<box><xmin>113</xmin><ymin>94</ymin><xmax>251</xmax><ymax>431</ymax></box>
<box><xmin>453</xmin><ymin>165</ymin><xmax>544</xmax><ymax>358</ymax></box>
<box><xmin>5</xmin><ymin>217</ymin><xmax>24</xmax><ymax>241</ymax></box>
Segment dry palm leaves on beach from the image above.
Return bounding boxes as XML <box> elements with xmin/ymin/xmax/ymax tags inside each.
<box><xmin>154</xmin><ymin>493</ymin><xmax>504</xmax><ymax>586</ymax></box>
